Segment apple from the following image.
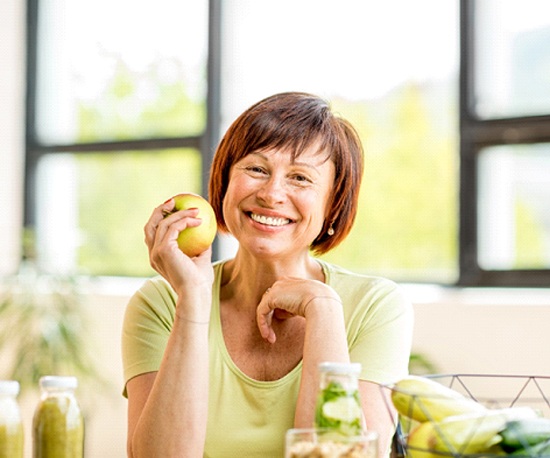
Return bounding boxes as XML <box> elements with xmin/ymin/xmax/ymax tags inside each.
<box><xmin>166</xmin><ymin>193</ymin><xmax>217</xmax><ymax>257</ymax></box>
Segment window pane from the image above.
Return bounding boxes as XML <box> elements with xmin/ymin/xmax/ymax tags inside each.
<box><xmin>222</xmin><ymin>0</ymin><xmax>459</xmax><ymax>283</ymax></box>
<box><xmin>35</xmin><ymin>0</ymin><xmax>208</xmax><ymax>144</ymax></box>
<box><xmin>478</xmin><ymin>144</ymin><xmax>550</xmax><ymax>270</ymax></box>
<box><xmin>473</xmin><ymin>0</ymin><xmax>550</xmax><ymax>119</ymax></box>
<box><xmin>35</xmin><ymin>149</ymin><xmax>202</xmax><ymax>277</ymax></box>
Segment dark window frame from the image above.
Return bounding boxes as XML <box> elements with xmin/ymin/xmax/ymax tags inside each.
<box><xmin>459</xmin><ymin>0</ymin><xmax>550</xmax><ymax>287</ymax></box>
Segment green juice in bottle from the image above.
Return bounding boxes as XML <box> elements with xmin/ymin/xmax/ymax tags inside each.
<box><xmin>0</xmin><ymin>380</ymin><xmax>24</xmax><ymax>458</ymax></box>
<box><xmin>33</xmin><ymin>376</ymin><xmax>84</xmax><ymax>458</ymax></box>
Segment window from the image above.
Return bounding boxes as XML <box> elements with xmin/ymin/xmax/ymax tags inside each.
<box><xmin>460</xmin><ymin>0</ymin><xmax>550</xmax><ymax>286</ymax></box>
<box><xmin>27</xmin><ymin>0</ymin><xmax>459</xmax><ymax>282</ymax></box>
<box><xmin>25</xmin><ymin>0</ymin><xmax>215</xmax><ymax>277</ymax></box>
<box><xmin>27</xmin><ymin>0</ymin><xmax>550</xmax><ymax>286</ymax></box>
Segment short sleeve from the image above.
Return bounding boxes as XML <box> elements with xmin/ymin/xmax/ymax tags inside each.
<box><xmin>322</xmin><ymin>261</ymin><xmax>414</xmax><ymax>385</ymax></box>
<box><xmin>347</xmin><ymin>279</ymin><xmax>414</xmax><ymax>384</ymax></box>
<box><xmin>121</xmin><ymin>277</ymin><xmax>177</xmax><ymax>396</ymax></box>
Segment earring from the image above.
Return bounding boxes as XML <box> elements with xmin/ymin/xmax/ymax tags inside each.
<box><xmin>327</xmin><ymin>224</ymin><xmax>335</xmax><ymax>236</ymax></box>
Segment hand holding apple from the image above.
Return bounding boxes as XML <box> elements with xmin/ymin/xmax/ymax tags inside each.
<box><xmin>164</xmin><ymin>193</ymin><xmax>217</xmax><ymax>257</ymax></box>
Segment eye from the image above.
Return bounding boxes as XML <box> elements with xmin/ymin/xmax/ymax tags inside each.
<box><xmin>290</xmin><ymin>173</ymin><xmax>312</xmax><ymax>184</ymax></box>
<box><xmin>245</xmin><ymin>165</ymin><xmax>267</xmax><ymax>175</ymax></box>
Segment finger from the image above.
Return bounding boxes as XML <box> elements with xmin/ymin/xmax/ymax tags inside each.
<box><xmin>256</xmin><ymin>295</ymin><xmax>277</xmax><ymax>344</ymax></box>
<box><xmin>154</xmin><ymin>205</ymin><xmax>200</xmax><ymax>240</ymax></box>
<box><xmin>160</xmin><ymin>197</ymin><xmax>175</xmax><ymax>214</ymax></box>
<box><xmin>153</xmin><ymin>216</ymin><xmax>202</xmax><ymax>256</ymax></box>
<box><xmin>144</xmin><ymin>199</ymin><xmax>177</xmax><ymax>246</ymax></box>
<box><xmin>273</xmin><ymin>309</ymin><xmax>294</xmax><ymax>320</ymax></box>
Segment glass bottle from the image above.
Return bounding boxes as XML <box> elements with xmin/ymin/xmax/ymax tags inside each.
<box><xmin>33</xmin><ymin>376</ymin><xmax>84</xmax><ymax>458</ymax></box>
<box><xmin>314</xmin><ymin>362</ymin><xmax>365</xmax><ymax>437</ymax></box>
<box><xmin>0</xmin><ymin>380</ymin><xmax>24</xmax><ymax>458</ymax></box>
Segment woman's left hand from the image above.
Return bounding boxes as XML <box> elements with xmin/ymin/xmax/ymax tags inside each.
<box><xmin>256</xmin><ymin>277</ymin><xmax>342</xmax><ymax>344</ymax></box>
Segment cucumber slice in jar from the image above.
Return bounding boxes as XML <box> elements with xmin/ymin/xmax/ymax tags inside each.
<box><xmin>315</xmin><ymin>380</ymin><xmax>363</xmax><ymax>436</ymax></box>
<box><xmin>322</xmin><ymin>396</ymin><xmax>363</xmax><ymax>423</ymax></box>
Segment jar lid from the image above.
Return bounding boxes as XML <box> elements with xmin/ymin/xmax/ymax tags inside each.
<box><xmin>39</xmin><ymin>376</ymin><xmax>78</xmax><ymax>390</ymax></box>
<box><xmin>0</xmin><ymin>380</ymin><xmax>20</xmax><ymax>396</ymax></box>
<box><xmin>318</xmin><ymin>362</ymin><xmax>361</xmax><ymax>375</ymax></box>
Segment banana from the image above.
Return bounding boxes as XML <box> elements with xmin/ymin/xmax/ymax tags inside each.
<box><xmin>391</xmin><ymin>376</ymin><xmax>487</xmax><ymax>422</ymax></box>
<box><xmin>405</xmin><ymin>420</ymin><xmax>442</xmax><ymax>458</ymax></box>
<box><xmin>407</xmin><ymin>407</ymin><xmax>539</xmax><ymax>457</ymax></box>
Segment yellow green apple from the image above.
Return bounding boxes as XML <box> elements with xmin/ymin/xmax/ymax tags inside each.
<box><xmin>166</xmin><ymin>193</ymin><xmax>217</xmax><ymax>257</ymax></box>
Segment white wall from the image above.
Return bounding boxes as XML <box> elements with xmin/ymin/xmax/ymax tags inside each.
<box><xmin>408</xmin><ymin>286</ymin><xmax>550</xmax><ymax>377</ymax></box>
<box><xmin>0</xmin><ymin>0</ymin><xmax>25</xmax><ymax>276</ymax></box>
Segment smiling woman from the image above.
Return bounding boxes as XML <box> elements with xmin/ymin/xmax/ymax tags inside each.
<box><xmin>122</xmin><ymin>92</ymin><xmax>413</xmax><ymax>458</ymax></box>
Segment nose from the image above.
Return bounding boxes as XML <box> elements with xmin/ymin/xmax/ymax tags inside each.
<box><xmin>256</xmin><ymin>174</ymin><xmax>287</xmax><ymax>206</ymax></box>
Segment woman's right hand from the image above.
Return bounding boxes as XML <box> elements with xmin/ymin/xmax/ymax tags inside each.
<box><xmin>144</xmin><ymin>198</ymin><xmax>214</xmax><ymax>296</ymax></box>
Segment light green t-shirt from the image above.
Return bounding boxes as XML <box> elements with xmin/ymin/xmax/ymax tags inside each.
<box><xmin>122</xmin><ymin>259</ymin><xmax>413</xmax><ymax>457</ymax></box>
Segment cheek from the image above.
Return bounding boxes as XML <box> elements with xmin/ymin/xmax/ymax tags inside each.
<box><xmin>221</xmin><ymin>179</ymin><xmax>247</xmax><ymax>229</ymax></box>
<box><xmin>299</xmin><ymin>192</ymin><xmax>330</xmax><ymax>228</ymax></box>
<box><xmin>221</xmin><ymin>188</ymin><xmax>235</xmax><ymax>224</ymax></box>
<box><xmin>314</xmin><ymin>187</ymin><xmax>334</xmax><ymax>220</ymax></box>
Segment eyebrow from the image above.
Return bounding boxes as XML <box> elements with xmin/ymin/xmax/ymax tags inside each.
<box><xmin>248</xmin><ymin>151</ymin><xmax>325</xmax><ymax>171</ymax></box>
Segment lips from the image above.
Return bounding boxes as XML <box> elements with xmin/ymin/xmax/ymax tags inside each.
<box><xmin>249</xmin><ymin>212</ymin><xmax>292</xmax><ymax>227</ymax></box>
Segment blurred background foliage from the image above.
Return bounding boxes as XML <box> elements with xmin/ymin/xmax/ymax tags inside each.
<box><xmin>323</xmin><ymin>84</ymin><xmax>457</xmax><ymax>283</ymax></box>
<box><xmin>0</xmin><ymin>232</ymin><xmax>102</xmax><ymax>394</ymax></box>
<box><xmin>70</xmin><ymin>59</ymin><xmax>458</xmax><ymax>282</ymax></box>
<box><xmin>75</xmin><ymin>149</ymin><xmax>202</xmax><ymax>277</ymax></box>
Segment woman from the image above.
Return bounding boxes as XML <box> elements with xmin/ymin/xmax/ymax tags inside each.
<box><xmin>122</xmin><ymin>92</ymin><xmax>413</xmax><ymax>457</ymax></box>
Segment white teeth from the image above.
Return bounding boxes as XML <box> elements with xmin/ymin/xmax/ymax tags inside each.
<box><xmin>250</xmin><ymin>213</ymin><xmax>290</xmax><ymax>226</ymax></box>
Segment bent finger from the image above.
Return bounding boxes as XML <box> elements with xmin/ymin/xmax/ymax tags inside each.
<box><xmin>256</xmin><ymin>300</ymin><xmax>276</xmax><ymax>344</ymax></box>
<box><xmin>144</xmin><ymin>199</ymin><xmax>177</xmax><ymax>245</ymax></box>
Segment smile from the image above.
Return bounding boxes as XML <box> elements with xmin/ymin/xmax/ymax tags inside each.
<box><xmin>249</xmin><ymin>213</ymin><xmax>291</xmax><ymax>227</ymax></box>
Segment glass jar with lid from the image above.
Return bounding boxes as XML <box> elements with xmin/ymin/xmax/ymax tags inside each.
<box><xmin>33</xmin><ymin>376</ymin><xmax>84</xmax><ymax>458</ymax></box>
<box><xmin>0</xmin><ymin>380</ymin><xmax>24</xmax><ymax>458</ymax></box>
<box><xmin>314</xmin><ymin>362</ymin><xmax>365</xmax><ymax>437</ymax></box>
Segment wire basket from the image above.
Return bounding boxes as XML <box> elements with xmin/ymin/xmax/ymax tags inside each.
<box><xmin>381</xmin><ymin>374</ymin><xmax>550</xmax><ymax>458</ymax></box>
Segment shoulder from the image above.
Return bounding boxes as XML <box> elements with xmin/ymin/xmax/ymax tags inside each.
<box><xmin>318</xmin><ymin>259</ymin><xmax>412</xmax><ymax>316</ymax></box>
<box><xmin>319</xmin><ymin>259</ymin><xmax>403</xmax><ymax>297</ymax></box>
<box><xmin>132</xmin><ymin>276</ymin><xmax>177</xmax><ymax>307</ymax></box>
<box><xmin>123</xmin><ymin>277</ymin><xmax>178</xmax><ymax>332</ymax></box>
<box><xmin>132</xmin><ymin>260</ymin><xmax>226</xmax><ymax>305</ymax></box>
<box><xmin>127</xmin><ymin>261</ymin><xmax>226</xmax><ymax>318</ymax></box>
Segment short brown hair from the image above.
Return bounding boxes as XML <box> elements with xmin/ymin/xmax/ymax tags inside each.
<box><xmin>208</xmin><ymin>92</ymin><xmax>364</xmax><ymax>255</ymax></box>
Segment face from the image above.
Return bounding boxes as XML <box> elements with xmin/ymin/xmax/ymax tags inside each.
<box><xmin>222</xmin><ymin>144</ymin><xmax>335</xmax><ymax>259</ymax></box>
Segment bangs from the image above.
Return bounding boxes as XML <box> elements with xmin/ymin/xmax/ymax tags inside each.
<box><xmin>239</xmin><ymin>102</ymin><xmax>336</xmax><ymax>163</ymax></box>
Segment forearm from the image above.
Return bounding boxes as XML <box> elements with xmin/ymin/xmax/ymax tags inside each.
<box><xmin>361</xmin><ymin>382</ymin><xmax>398</xmax><ymax>458</ymax></box>
<box><xmin>130</xmin><ymin>293</ymin><xmax>211</xmax><ymax>458</ymax></box>
<box><xmin>294</xmin><ymin>297</ymin><xmax>350</xmax><ymax>427</ymax></box>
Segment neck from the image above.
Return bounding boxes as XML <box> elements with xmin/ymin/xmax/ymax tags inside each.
<box><xmin>220</xmin><ymin>249</ymin><xmax>322</xmax><ymax>309</ymax></box>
